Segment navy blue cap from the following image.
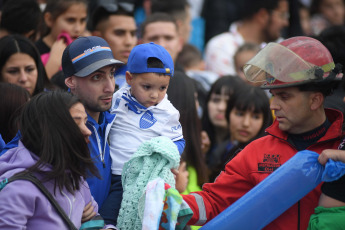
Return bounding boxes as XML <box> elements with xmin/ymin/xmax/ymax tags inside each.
<box><xmin>62</xmin><ymin>36</ymin><xmax>123</xmax><ymax>78</ymax></box>
<box><xmin>127</xmin><ymin>42</ymin><xmax>174</xmax><ymax>77</ymax></box>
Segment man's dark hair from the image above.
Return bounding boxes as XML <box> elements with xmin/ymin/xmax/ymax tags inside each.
<box><xmin>147</xmin><ymin>57</ymin><xmax>164</xmax><ymax>69</ymax></box>
<box><xmin>0</xmin><ymin>0</ymin><xmax>42</xmax><ymax>41</ymax></box>
<box><xmin>151</xmin><ymin>0</ymin><xmax>189</xmax><ymax>21</ymax></box>
<box><xmin>297</xmin><ymin>81</ymin><xmax>339</xmax><ymax>97</ymax></box>
<box><xmin>91</xmin><ymin>4</ymin><xmax>134</xmax><ymax>31</ymax></box>
<box><xmin>316</xmin><ymin>25</ymin><xmax>345</xmax><ymax>111</ymax></box>
<box><xmin>317</xmin><ymin>26</ymin><xmax>345</xmax><ymax>73</ymax></box>
<box><xmin>241</xmin><ymin>0</ymin><xmax>283</xmax><ymax>20</ymax></box>
<box><xmin>140</xmin><ymin>12</ymin><xmax>177</xmax><ymax>38</ymax></box>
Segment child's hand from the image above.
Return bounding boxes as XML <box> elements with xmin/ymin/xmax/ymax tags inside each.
<box><xmin>49</xmin><ymin>38</ymin><xmax>67</xmax><ymax>65</ymax></box>
<box><xmin>45</xmin><ymin>38</ymin><xmax>67</xmax><ymax>79</ymax></box>
<box><xmin>171</xmin><ymin>168</ymin><xmax>179</xmax><ymax>180</ymax></box>
<box><xmin>175</xmin><ymin>161</ymin><xmax>189</xmax><ymax>193</ymax></box>
<box><xmin>318</xmin><ymin>149</ymin><xmax>345</xmax><ymax>165</ymax></box>
<box><xmin>82</xmin><ymin>201</ymin><xmax>96</xmax><ymax>223</ymax></box>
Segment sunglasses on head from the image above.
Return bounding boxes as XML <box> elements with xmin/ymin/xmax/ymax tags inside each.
<box><xmin>98</xmin><ymin>0</ymin><xmax>135</xmax><ymax>13</ymax></box>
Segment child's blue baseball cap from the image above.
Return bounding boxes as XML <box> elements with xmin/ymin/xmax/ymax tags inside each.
<box><xmin>127</xmin><ymin>42</ymin><xmax>174</xmax><ymax>77</ymax></box>
<box><xmin>62</xmin><ymin>36</ymin><xmax>123</xmax><ymax>78</ymax></box>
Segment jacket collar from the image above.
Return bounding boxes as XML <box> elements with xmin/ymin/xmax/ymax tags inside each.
<box><xmin>87</xmin><ymin>111</ymin><xmax>115</xmax><ymax>129</ymax></box>
<box><xmin>266</xmin><ymin>108</ymin><xmax>344</xmax><ymax>141</ymax></box>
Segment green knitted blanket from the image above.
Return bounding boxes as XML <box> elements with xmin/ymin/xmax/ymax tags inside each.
<box><xmin>117</xmin><ymin>136</ymin><xmax>180</xmax><ymax>230</ymax></box>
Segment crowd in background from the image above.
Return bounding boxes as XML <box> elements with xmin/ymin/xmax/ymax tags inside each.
<box><xmin>0</xmin><ymin>0</ymin><xmax>345</xmax><ymax>229</ymax></box>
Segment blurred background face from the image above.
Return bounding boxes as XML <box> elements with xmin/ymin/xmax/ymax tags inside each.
<box><xmin>48</xmin><ymin>3</ymin><xmax>87</xmax><ymax>40</ymax></box>
<box><xmin>320</xmin><ymin>0</ymin><xmax>345</xmax><ymax>25</ymax></box>
<box><xmin>100</xmin><ymin>15</ymin><xmax>137</xmax><ymax>64</ymax></box>
<box><xmin>207</xmin><ymin>91</ymin><xmax>229</xmax><ymax>129</ymax></box>
<box><xmin>142</xmin><ymin>21</ymin><xmax>182</xmax><ymax>63</ymax></box>
<box><xmin>69</xmin><ymin>102</ymin><xmax>91</xmax><ymax>144</ymax></box>
<box><xmin>263</xmin><ymin>0</ymin><xmax>289</xmax><ymax>42</ymax></box>
<box><xmin>229</xmin><ymin>108</ymin><xmax>264</xmax><ymax>143</ymax></box>
<box><xmin>299</xmin><ymin>7</ymin><xmax>312</xmax><ymax>35</ymax></box>
<box><xmin>1</xmin><ymin>53</ymin><xmax>38</xmax><ymax>95</ymax></box>
<box><xmin>235</xmin><ymin>50</ymin><xmax>258</xmax><ymax>83</ymax></box>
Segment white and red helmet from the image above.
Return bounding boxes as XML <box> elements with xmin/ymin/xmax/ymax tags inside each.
<box><xmin>244</xmin><ymin>36</ymin><xmax>342</xmax><ymax>88</ymax></box>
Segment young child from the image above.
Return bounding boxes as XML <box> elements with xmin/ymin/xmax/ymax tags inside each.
<box><xmin>233</xmin><ymin>43</ymin><xmax>261</xmax><ymax>85</ymax></box>
<box><xmin>36</xmin><ymin>0</ymin><xmax>88</xmax><ymax>83</ymax></box>
<box><xmin>308</xmin><ymin>140</ymin><xmax>345</xmax><ymax>229</ymax></box>
<box><xmin>99</xmin><ymin>42</ymin><xmax>185</xmax><ymax>226</ymax></box>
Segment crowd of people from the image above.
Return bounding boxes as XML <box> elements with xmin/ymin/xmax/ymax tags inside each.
<box><xmin>0</xmin><ymin>0</ymin><xmax>345</xmax><ymax>229</ymax></box>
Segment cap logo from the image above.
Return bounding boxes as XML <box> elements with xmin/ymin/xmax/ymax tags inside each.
<box><xmin>265</xmin><ymin>62</ymin><xmax>276</xmax><ymax>84</ymax></box>
<box><xmin>266</xmin><ymin>75</ymin><xmax>276</xmax><ymax>84</ymax></box>
<box><xmin>72</xmin><ymin>46</ymin><xmax>111</xmax><ymax>63</ymax></box>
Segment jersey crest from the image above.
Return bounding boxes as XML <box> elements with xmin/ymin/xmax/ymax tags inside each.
<box><xmin>140</xmin><ymin>111</ymin><xmax>157</xmax><ymax>129</ymax></box>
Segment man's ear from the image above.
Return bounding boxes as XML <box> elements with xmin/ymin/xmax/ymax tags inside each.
<box><xmin>310</xmin><ymin>92</ymin><xmax>324</xmax><ymax>110</ymax></box>
<box><xmin>44</xmin><ymin>12</ymin><xmax>54</xmax><ymax>28</ymax></box>
<box><xmin>65</xmin><ymin>76</ymin><xmax>76</xmax><ymax>89</ymax></box>
<box><xmin>254</xmin><ymin>8</ymin><xmax>270</xmax><ymax>27</ymax></box>
<box><xmin>92</xmin><ymin>30</ymin><xmax>102</xmax><ymax>37</ymax></box>
<box><xmin>125</xmin><ymin>71</ymin><xmax>133</xmax><ymax>85</ymax></box>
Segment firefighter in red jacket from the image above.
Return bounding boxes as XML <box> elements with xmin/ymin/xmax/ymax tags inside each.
<box><xmin>182</xmin><ymin>36</ymin><xmax>344</xmax><ymax>230</ymax></box>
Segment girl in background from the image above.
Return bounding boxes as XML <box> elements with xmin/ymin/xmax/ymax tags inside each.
<box><xmin>0</xmin><ymin>34</ymin><xmax>51</xmax><ymax>96</ymax></box>
<box><xmin>208</xmin><ymin>84</ymin><xmax>273</xmax><ymax>181</ymax></box>
<box><xmin>36</xmin><ymin>0</ymin><xmax>88</xmax><ymax>81</ymax></box>
<box><xmin>167</xmin><ymin>73</ymin><xmax>209</xmax><ymax>194</ymax></box>
<box><xmin>201</xmin><ymin>76</ymin><xmax>244</xmax><ymax>174</ymax></box>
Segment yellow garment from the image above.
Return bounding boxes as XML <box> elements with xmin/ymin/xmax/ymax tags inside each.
<box><xmin>182</xmin><ymin>166</ymin><xmax>202</xmax><ymax>230</ymax></box>
<box><xmin>270</xmin><ymin>97</ymin><xmax>276</xmax><ymax>120</ymax></box>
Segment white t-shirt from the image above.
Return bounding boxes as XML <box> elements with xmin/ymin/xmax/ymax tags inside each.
<box><xmin>204</xmin><ymin>22</ymin><xmax>245</xmax><ymax>76</ymax></box>
<box><xmin>109</xmin><ymin>86</ymin><xmax>183</xmax><ymax>175</ymax></box>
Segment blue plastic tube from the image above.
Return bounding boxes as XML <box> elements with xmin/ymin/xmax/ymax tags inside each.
<box><xmin>201</xmin><ymin>150</ymin><xmax>323</xmax><ymax>230</ymax></box>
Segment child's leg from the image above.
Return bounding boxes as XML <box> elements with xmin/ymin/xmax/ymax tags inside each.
<box><xmin>99</xmin><ymin>174</ymin><xmax>123</xmax><ymax>226</ymax></box>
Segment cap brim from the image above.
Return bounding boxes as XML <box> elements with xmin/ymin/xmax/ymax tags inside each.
<box><xmin>74</xmin><ymin>59</ymin><xmax>124</xmax><ymax>77</ymax></box>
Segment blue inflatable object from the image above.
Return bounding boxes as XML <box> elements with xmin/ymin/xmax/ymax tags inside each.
<box><xmin>322</xmin><ymin>158</ymin><xmax>345</xmax><ymax>182</ymax></box>
<box><xmin>201</xmin><ymin>150</ymin><xmax>345</xmax><ymax>230</ymax></box>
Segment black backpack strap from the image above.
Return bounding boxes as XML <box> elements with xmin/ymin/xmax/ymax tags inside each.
<box><xmin>6</xmin><ymin>173</ymin><xmax>78</xmax><ymax>230</ymax></box>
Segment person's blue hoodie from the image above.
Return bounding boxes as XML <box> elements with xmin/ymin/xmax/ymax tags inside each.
<box><xmin>86</xmin><ymin>111</ymin><xmax>115</xmax><ymax>208</ymax></box>
<box><xmin>0</xmin><ymin>132</ymin><xmax>21</xmax><ymax>156</ymax></box>
<box><xmin>114</xmin><ymin>64</ymin><xmax>128</xmax><ymax>89</ymax></box>
<box><xmin>0</xmin><ymin>134</ymin><xmax>5</xmax><ymax>152</ymax></box>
